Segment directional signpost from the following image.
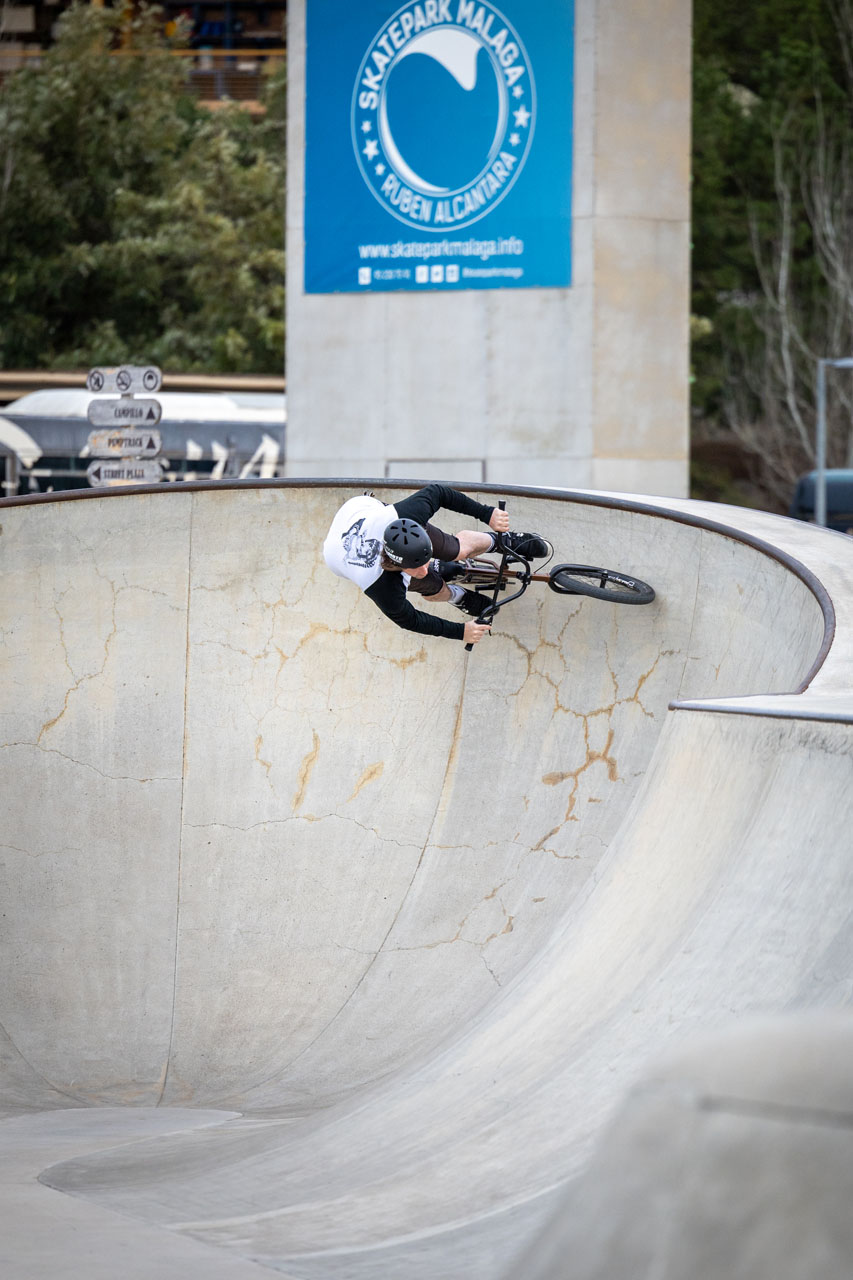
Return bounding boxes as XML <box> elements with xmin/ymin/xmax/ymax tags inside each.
<box><xmin>87</xmin><ymin>460</ymin><xmax>165</xmax><ymax>487</ymax></box>
<box><xmin>85</xmin><ymin>365</ymin><xmax>164</xmax><ymax>487</ymax></box>
<box><xmin>87</xmin><ymin>429</ymin><xmax>162</xmax><ymax>459</ymax></box>
<box><xmin>87</xmin><ymin>398</ymin><xmax>162</xmax><ymax>428</ymax></box>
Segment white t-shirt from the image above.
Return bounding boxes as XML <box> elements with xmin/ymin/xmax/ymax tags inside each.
<box><xmin>323</xmin><ymin>494</ymin><xmax>402</xmax><ymax>592</ymax></box>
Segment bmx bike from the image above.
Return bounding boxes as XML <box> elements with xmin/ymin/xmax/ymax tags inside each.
<box><xmin>459</xmin><ymin>502</ymin><xmax>656</xmax><ymax>651</ymax></box>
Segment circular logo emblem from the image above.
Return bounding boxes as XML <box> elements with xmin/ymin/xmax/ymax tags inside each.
<box><xmin>352</xmin><ymin>2</ymin><xmax>535</xmax><ymax>232</ymax></box>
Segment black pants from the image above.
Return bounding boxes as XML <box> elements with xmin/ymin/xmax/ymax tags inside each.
<box><xmin>406</xmin><ymin>523</ymin><xmax>461</xmax><ymax>598</ymax></box>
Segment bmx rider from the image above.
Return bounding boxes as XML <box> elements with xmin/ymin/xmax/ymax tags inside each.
<box><xmin>323</xmin><ymin>483</ymin><xmax>547</xmax><ymax>645</ymax></box>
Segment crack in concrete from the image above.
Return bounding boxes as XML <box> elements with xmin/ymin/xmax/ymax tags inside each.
<box><xmin>528</xmin><ymin>645</ymin><xmax>674</xmax><ymax>855</ymax></box>
<box><xmin>158</xmin><ymin>497</ymin><xmax>196</xmax><ymax>1108</ymax></box>
<box><xmin>254</xmin><ymin>735</ymin><xmax>273</xmax><ymax>785</ymax></box>
<box><xmin>184</xmin><ymin>813</ymin><xmax>421</xmax><ymax>853</ymax></box>
<box><xmin>391</xmin><ymin>906</ymin><xmax>515</xmax><ymax>955</ymax></box>
<box><xmin>37</xmin><ymin>588</ymin><xmax>118</xmax><ymax>743</ymax></box>
<box><xmin>0</xmin><ymin>741</ymin><xmax>179</xmax><ymax>784</ymax></box>
<box><xmin>0</xmin><ymin>834</ymin><xmax>92</xmax><ymax>863</ymax></box>
<box><xmin>33</xmin><ymin>534</ymin><xmax>183</xmax><ymax>747</ymax></box>
<box><xmin>385</xmin><ymin>872</ymin><xmax>518</xmax><ymax>960</ymax></box>
<box><xmin>481</xmin><ymin>952</ymin><xmax>504</xmax><ymax>987</ymax></box>
<box><xmin>253</xmin><ymin>678</ymin><xmax>471</xmax><ymax>1083</ymax></box>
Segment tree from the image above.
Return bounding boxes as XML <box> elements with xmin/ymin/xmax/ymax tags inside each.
<box><xmin>691</xmin><ymin>0</ymin><xmax>853</xmax><ymax>510</ymax></box>
<box><xmin>0</xmin><ymin>2</ymin><xmax>285</xmax><ymax>373</ymax></box>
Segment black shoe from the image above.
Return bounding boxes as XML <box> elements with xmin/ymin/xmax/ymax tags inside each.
<box><xmin>435</xmin><ymin>558</ymin><xmax>465</xmax><ymax>582</ymax></box>
<box><xmin>500</xmin><ymin>531</ymin><xmax>548</xmax><ymax>559</ymax></box>
<box><xmin>453</xmin><ymin>589</ymin><xmax>494</xmax><ymax>618</ymax></box>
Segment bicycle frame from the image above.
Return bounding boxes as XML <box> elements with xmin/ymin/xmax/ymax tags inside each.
<box><xmin>460</xmin><ymin>508</ymin><xmax>655</xmax><ymax>652</ymax></box>
<box><xmin>460</xmin><ymin>544</ymin><xmax>534</xmax><ymax>626</ymax></box>
<box><xmin>456</xmin><ymin>556</ymin><xmax>552</xmax><ymax>589</ymax></box>
<box><xmin>484</xmin><ymin>550</ymin><xmax>530</xmax><ymax>622</ymax></box>
<box><xmin>461</xmin><ymin>501</ymin><xmax>529</xmax><ymax>650</ymax></box>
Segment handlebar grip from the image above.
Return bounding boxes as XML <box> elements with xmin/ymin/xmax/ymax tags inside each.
<box><xmin>465</xmin><ymin>611</ymin><xmax>492</xmax><ymax>651</ymax></box>
<box><xmin>494</xmin><ymin>499</ymin><xmax>507</xmax><ymax>550</ymax></box>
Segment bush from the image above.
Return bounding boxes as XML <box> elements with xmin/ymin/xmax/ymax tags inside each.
<box><xmin>0</xmin><ymin>2</ymin><xmax>285</xmax><ymax>373</ymax></box>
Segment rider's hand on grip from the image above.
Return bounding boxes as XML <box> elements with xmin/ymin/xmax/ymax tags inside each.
<box><xmin>489</xmin><ymin>507</ymin><xmax>510</xmax><ymax>535</ymax></box>
<box><xmin>464</xmin><ymin>620</ymin><xmax>491</xmax><ymax>647</ymax></box>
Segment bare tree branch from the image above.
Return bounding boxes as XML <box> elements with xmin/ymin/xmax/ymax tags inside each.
<box><xmin>718</xmin><ymin>8</ymin><xmax>853</xmax><ymax>508</ymax></box>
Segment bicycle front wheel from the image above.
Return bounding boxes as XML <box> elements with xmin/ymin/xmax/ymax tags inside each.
<box><xmin>548</xmin><ymin>564</ymin><xmax>655</xmax><ymax>605</ymax></box>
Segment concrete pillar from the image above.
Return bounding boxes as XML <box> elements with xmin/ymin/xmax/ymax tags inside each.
<box><xmin>286</xmin><ymin>1</ymin><xmax>691</xmax><ymax>496</ymax></box>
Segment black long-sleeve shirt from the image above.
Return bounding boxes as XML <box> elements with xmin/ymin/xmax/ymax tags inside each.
<box><xmin>364</xmin><ymin>484</ymin><xmax>496</xmax><ymax>640</ymax></box>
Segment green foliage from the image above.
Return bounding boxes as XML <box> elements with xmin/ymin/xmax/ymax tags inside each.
<box><xmin>0</xmin><ymin>2</ymin><xmax>285</xmax><ymax>373</ymax></box>
<box><xmin>692</xmin><ymin>0</ymin><xmax>846</xmax><ymax>408</ymax></box>
<box><xmin>690</xmin><ymin>0</ymin><xmax>853</xmax><ymax>504</ymax></box>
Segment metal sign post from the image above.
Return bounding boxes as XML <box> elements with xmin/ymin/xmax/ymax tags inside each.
<box><xmin>815</xmin><ymin>356</ymin><xmax>853</xmax><ymax>527</ymax></box>
<box><xmin>85</xmin><ymin>366</ymin><xmax>164</xmax><ymax>488</ymax></box>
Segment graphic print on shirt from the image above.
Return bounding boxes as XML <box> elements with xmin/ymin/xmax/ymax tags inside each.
<box><xmin>342</xmin><ymin>518</ymin><xmax>382</xmax><ymax>568</ymax></box>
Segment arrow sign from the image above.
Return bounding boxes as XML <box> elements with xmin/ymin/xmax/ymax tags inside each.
<box><xmin>87</xmin><ymin>397</ymin><xmax>162</xmax><ymax>429</ymax></box>
<box><xmin>87</xmin><ymin>459</ymin><xmax>165</xmax><ymax>487</ymax></box>
<box><xmin>86</xmin><ymin>365</ymin><xmax>162</xmax><ymax>395</ymax></box>
<box><xmin>87</xmin><ymin>397</ymin><xmax>162</xmax><ymax>428</ymax></box>
<box><xmin>87</xmin><ymin>428</ymin><xmax>162</xmax><ymax>459</ymax></box>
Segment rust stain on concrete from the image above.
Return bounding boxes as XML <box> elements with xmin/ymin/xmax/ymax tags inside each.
<box><xmin>293</xmin><ymin>731</ymin><xmax>320</xmax><ymax>811</ymax></box>
<box><xmin>346</xmin><ymin>761</ymin><xmax>385</xmax><ymax>803</ymax></box>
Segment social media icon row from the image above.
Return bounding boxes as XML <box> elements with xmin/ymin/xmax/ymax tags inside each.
<box><xmin>416</xmin><ymin>264</ymin><xmax>459</xmax><ymax>283</ymax></box>
<box><xmin>358</xmin><ymin>264</ymin><xmax>460</xmax><ymax>286</ymax></box>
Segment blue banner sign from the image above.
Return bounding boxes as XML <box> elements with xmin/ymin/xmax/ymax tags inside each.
<box><xmin>304</xmin><ymin>1</ymin><xmax>574</xmax><ymax>293</ymax></box>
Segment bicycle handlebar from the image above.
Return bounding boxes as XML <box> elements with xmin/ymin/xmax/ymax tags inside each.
<box><xmin>465</xmin><ymin>499</ymin><xmax>508</xmax><ymax>652</ymax></box>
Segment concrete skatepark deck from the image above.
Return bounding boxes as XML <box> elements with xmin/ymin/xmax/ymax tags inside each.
<box><xmin>2</xmin><ymin>480</ymin><xmax>853</xmax><ymax>1278</ymax></box>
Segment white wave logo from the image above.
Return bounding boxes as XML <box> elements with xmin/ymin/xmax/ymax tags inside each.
<box><xmin>352</xmin><ymin>2</ymin><xmax>535</xmax><ymax>231</ymax></box>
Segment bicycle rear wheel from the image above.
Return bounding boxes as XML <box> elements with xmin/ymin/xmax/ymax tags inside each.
<box><xmin>548</xmin><ymin>564</ymin><xmax>655</xmax><ymax>605</ymax></box>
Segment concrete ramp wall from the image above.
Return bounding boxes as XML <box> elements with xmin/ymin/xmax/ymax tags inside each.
<box><xmin>1</xmin><ymin>481</ymin><xmax>851</xmax><ymax>1279</ymax></box>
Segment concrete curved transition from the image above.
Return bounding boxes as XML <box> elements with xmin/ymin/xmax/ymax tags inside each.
<box><xmin>2</xmin><ymin>480</ymin><xmax>853</xmax><ymax>1279</ymax></box>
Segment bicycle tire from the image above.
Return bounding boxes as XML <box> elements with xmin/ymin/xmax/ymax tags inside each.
<box><xmin>548</xmin><ymin>564</ymin><xmax>655</xmax><ymax>605</ymax></box>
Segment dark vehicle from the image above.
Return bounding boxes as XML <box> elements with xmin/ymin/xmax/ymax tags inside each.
<box><xmin>0</xmin><ymin>388</ymin><xmax>285</xmax><ymax>496</ymax></box>
<box><xmin>789</xmin><ymin>470</ymin><xmax>853</xmax><ymax>535</ymax></box>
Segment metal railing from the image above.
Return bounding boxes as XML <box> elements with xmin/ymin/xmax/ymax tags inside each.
<box><xmin>0</xmin><ymin>46</ymin><xmax>285</xmax><ymax>104</ymax></box>
<box><xmin>0</xmin><ymin>369</ymin><xmax>285</xmax><ymax>409</ymax></box>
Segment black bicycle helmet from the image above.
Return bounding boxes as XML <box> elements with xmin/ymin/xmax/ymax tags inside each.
<box><xmin>383</xmin><ymin>518</ymin><xmax>433</xmax><ymax>568</ymax></box>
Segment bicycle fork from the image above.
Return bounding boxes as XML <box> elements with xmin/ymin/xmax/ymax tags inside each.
<box><xmin>464</xmin><ymin>500</ymin><xmax>533</xmax><ymax>651</ymax></box>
